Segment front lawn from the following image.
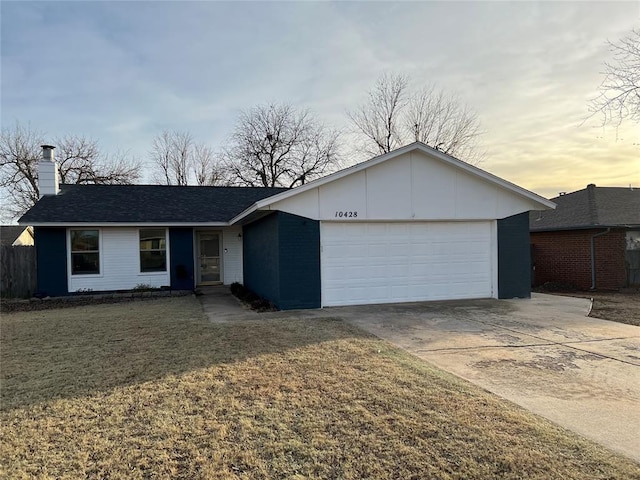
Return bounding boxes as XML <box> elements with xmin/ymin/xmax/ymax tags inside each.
<box><xmin>1</xmin><ymin>297</ymin><xmax>638</xmax><ymax>479</ymax></box>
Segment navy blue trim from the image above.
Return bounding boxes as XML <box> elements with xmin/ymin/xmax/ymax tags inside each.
<box><xmin>243</xmin><ymin>213</ymin><xmax>280</xmax><ymax>304</ymax></box>
<box><xmin>169</xmin><ymin>228</ymin><xmax>195</xmax><ymax>290</ymax></box>
<box><xmin>277</xmin><ymin>212</ymin><xmax>321</xmax><ymax>309</ymax></box>
<box><xmin>34</xmin><ymin>227</ymin><xmax>68</xmax><ymax>296</ymax></box>
<box><xmin>498</xmin><ymin>212</ymin><xmax>531</xmax><ymax>298</ymax></box>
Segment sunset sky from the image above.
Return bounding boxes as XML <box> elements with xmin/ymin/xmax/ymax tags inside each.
<box><xmin>2</xmin><ymin>1</ymin><xmax>639</xmax><ymax>199</ymax></box>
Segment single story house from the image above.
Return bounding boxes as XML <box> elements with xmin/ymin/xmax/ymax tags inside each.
<box><xmin>0</xmin><ymin>225</ymin><xmax>34</xmax><ymax>246</ymax></box>
<box><xmin>20</xmin><ymin>142</ymin><xmax>554</xmax><ymax>309</ymax></box>
<box><xmin>530</xmin><ymin>184</ymin><xmax>640</xmax><ymax>290</ymax></box>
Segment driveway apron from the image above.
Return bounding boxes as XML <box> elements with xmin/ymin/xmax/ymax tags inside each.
<box><xmin>325</xmin><ymin>294</ymin><xmax>640</xmax><ymax>462</ymax></box>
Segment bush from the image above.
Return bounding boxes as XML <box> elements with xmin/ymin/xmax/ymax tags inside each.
<box><xmin>542</xmin><ymin>281</ymin><xmax>578</xmax><ymax>292</ymax></box>
<box><xmin>229</xmin><ymin>282</ymin><xmax>277</xmax><ymax>312</ymax></box>
<box><xmin>230</xmin><ymin>282</ymin><xmax>244</xmax><ymax>297</ymax></box>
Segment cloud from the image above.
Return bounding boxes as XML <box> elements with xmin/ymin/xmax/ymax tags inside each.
<box><xmin>1</xmin><ymin>1</ymin><xmax>638</xmax><ymax>194</ymax></box>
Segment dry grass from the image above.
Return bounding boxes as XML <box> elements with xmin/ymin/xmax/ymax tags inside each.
<box><xmin>587</xmin><ymin>292</ymin><xmax>640</xmax><ymax>326</ymax></box>
<box><xmin>540</xmin><ymin>290</ymin><xmax>640</xmax><ymax>326</ymax></box>
<box><xmin>558</xmin><ymin>291</ymin><xmax>640</xmax><ymax>326</ymax></box>
<box><xmin>1</xmin><ymin>297</ymin><xmax>639</xmax><ymax>479</ymax></box>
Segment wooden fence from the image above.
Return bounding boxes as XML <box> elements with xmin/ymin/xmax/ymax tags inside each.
<box><xmin>1</xmin><ymin>245</ymin><xmax>36</xmax><ymax>298</ymax></box>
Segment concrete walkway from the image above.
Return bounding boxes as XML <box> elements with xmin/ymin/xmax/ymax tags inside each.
<box><xmin>196</xmin><ymin>286</ymin><xmax>256</xmax><ymax>322</ymax></box>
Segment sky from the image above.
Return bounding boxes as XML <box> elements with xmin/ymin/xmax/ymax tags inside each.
<box><xmin>1</xmin><ymin>1</ymin><xmax>639</xmax><ymax>200</ymax></box>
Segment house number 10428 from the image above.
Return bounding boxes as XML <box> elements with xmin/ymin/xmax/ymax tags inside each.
<box><xmin>335</xmin><ymin>211</ymin><xmax>358</xmax><ymax>218</ymax></box>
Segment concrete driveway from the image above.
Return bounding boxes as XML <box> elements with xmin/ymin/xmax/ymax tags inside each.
<box><xmin>315</xmin><ymin>294</ymin><xmax>640</xmax><ymax>462</ymax></box>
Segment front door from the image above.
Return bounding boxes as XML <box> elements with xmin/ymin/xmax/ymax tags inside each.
<box><xmin>197</xmin><ymin>232</ymin><xmax>222</xmax><ymax>285</ymax></box>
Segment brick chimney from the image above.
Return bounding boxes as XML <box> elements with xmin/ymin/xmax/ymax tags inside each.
<box><xmin>38</xmin><ymin>145</ymin><xmax>59</xmax><ymax>197</ymax></box>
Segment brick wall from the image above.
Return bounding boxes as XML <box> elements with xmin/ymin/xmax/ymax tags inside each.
<box><xmin>530</xmin><ymin>228</ymin><xmax>627</xmax><ymax>290</ymax></box>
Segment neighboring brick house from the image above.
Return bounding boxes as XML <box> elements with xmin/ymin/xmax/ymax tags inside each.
<box><xmin>530</xmin><ymin>184</ymin><xmax>640</xmax><ymax>290</ymax></box>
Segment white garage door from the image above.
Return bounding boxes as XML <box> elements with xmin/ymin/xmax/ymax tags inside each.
<box><xmin>321</xmin><ymin>222</ymin><xmax>494</xmax><ymax>307</ymax></box>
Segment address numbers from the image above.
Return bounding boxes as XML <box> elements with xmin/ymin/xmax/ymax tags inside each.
<box><xmin>335</xmin><ymin>211</ymin><xmax>358</xmax><ymax>218</ymax></box>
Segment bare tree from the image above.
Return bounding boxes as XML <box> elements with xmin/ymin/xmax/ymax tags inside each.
<box><xmin>150</xmin><ymin>131</ymin><xmax>227</xmax><ymax>186</ymax></box>
<box><xmin>0</xmin><ymin>122</ymin><xmax>41</xmax><ymax>217</ymax></box>
<box><xmin>192</xmin><ymin>144</ymin><xmax>227</xmax><ymax>186</ymax></box>
<box><xmin>55</xmin><ymin>135</ymin><xmax>139</xmax><ymax>185</ymax></box>
<box><xmin>349</xmin><ymin>73</ymin><xmax>408</xmax><ymax>155</ymax></box>
<box><xmin>0</xmin><ymin>122</ymin><xmax>141</xmax><ymax>218</ymax></box>
<box><xmin>150</xmin><ymin>131</ymin><xmax>192</xmax><ymax>186</ymax></box>
<box><xmin>405</xmin><ymin>86</ymin><xmax>484</xmax><ymax>163</ymax></box>
<box><xmin>223</xmin><ymin>103</ymin><xmax>341</xmax><ymax>188</ymax></box>
<box><xmin>589</xmin><ymin>27</ymin><xmax>640</xmax><ymax>128</ymax></box>
<box><xmin>349</xmin><ymin>73</ymin><xmax>483</xmax><ymax>163</ymax></box>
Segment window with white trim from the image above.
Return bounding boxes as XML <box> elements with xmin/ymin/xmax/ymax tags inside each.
<box><xmin>70</xmin><ymin>229</ymin><xmax>100</xmax><ymax>275</ymax></box>
<box><xmin>140</xmin><ymin>229</ymin><xmax>167</xmax><ymax>272</ymax></box>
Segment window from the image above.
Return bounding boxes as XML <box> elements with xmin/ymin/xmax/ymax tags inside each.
<box><xmin>140</xmin><ymin>229</ymin><xmax>167</xmax><ymax>272</ymax></box>
<box><xmin>627</xmin><ymin>230</ymin><xmax>640</xmax><ymax>251</ymax></box>
<box><xmin>70</xmin><ymin>229</ymin><xmax>100</xmax><ymax>275</ymax></box>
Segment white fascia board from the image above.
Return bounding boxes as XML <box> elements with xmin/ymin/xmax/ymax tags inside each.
<box><xmin>228</xmin><ymin>204</ymin><xmax>261</xmax><ymax>225</ymax></box>
<box><xmin>229</xmin><ymin>142</ymin><xmax>555</xmax><ymax>225</ymax></box>
<box><xmin>21</xmin><ymin>222</ymin><xmax>230</xmax><ymax>227</ymax></box>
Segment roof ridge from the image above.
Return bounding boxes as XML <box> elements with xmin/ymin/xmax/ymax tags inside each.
<box><xmin>19</xmin><ymin>184</ymin><xmax>289</xmax><ymax>224</ymax></box>
<box><xmin>58</xmin><ymin>183</ymin><xmax>289</xmax><ymax>190</ymax></box>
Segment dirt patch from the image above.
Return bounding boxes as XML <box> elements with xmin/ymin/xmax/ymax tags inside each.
<box><xmin>474</xmin><ymin>350</ymin><xmax>604</xmax><ymax>373</ymax></box>
<box><xmin>0</xmin><ymin>290</ymin><xmax>192</xmax><ymax>313</ymax></box>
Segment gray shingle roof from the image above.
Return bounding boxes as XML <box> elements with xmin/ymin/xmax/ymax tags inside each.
<box><xmin>530</xmin><ymin>185</ymin><xmax>640</xmax><ymax>231</ymax></box>
<box><xmin>19</xmin><ymin>184</ymin><xmax>288</xmax><ymax>224</ymax></box>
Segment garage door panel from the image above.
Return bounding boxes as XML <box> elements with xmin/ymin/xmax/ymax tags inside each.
<box><xmin>321</xmin><ymin>221</ymin><xmax>493</xmax><ymax>306</ymax></box>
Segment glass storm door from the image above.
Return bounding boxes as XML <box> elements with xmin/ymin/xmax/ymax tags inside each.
<box><xmin>197</xmin><ymin>233</ymin><xmax>221</xmax><ymax>284</ymax></box>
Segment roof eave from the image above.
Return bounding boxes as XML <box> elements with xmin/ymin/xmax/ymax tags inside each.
<box><xmin>21</xmin><ymin>221</ymin><xmax>232</xmax><ymax>228</ymax></box>
<box><xmin>229</xmin><ymin>204</ymin><xmax>261</xmax><ymax>226</ymax></box>
<box><xmin>531</xmin><ymin>224</ymin><xmax>640</xmax><ymax>232</ymax></box>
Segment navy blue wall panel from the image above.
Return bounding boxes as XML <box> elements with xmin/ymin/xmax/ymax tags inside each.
<box><xmin>242</xmin><ymin>211</ymin><xmax>321</xmax><ymax>310</ymax></box>
<box><xmin>34</xmin><ymin>227</ymin><xmax>68</xmax><ymax>296</ymax></box>
<box><xmin>169</xmin><ymin>228</ymin><xmax>194</xmax><ymax>290</ymax></box>
<box><xmin>277</xmin><ymin>212</ymin><xmax>321</xmax><ymax>309</ymax></box>
<box><xmin>497</xmin><ymin>212</ymin><xmax>531</xmax><ymax>298</ymax></box>
<box><xmin>243</xmin><ymin>213</ymin><xmax>280</xmax><ymax>305</ymax></box>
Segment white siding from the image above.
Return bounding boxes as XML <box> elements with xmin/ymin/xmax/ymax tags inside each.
<box><xmin>365</xmin><ymin>159</ymin><xmax>412</xmax><ymax>218</ymax></box>
<box><xmin>38</xmin><ymin>161</ymin><xmax>59</xmax><ymax>196</ymax></box>
<box><xmin>321</xmin><ymin>221</ymin><xmax>494</xmax><ymax>307</ymax></box>
<box><xmin>222</xmin><ymin>227</ymin><xmax>243</xmax><ymax>284</ymax></box>
<box><xmin>319</xmin><ymin>172</ymin><xmax>368</xmax><ymax>219</ymax></box>
<box><xmin>267</xmin><ymin>150</ymin><xmax>545</xmax><ymax>221</ymax></box>
<box><xmin>68</xmin><ymin>228</ymin><xmax>170</xmax><ymax>292</ymax></box>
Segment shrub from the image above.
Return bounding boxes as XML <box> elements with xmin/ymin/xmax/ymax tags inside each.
<box><xmin>542</xmin><ymin>281</ymin><xmax>578</xmax><ymax>292</ymax></box>
<box><xmin>229</xmin><ymin>282</ymin><xmax>277</xmax><ymax>312</ymax></box>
